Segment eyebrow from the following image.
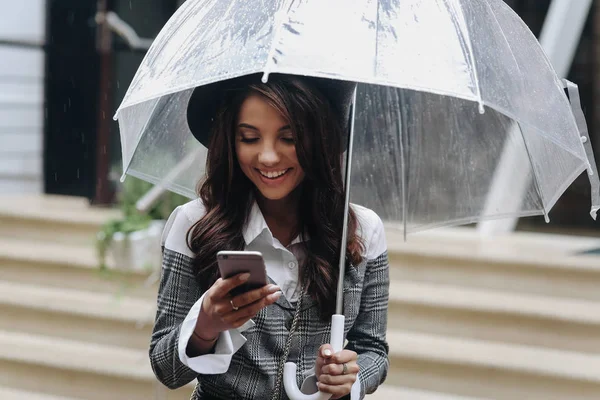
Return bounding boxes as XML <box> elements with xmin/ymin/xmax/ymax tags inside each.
<box><xmin>237</xmin><ymin>123</ymin><xmax>291</xmax><ymax>132</ymax></box>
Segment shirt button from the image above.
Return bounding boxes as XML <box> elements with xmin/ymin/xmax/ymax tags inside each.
<box><xmin>288</xmin><ymin>261</ymin><xmax>296</xmax><ymax>269</ymax></box>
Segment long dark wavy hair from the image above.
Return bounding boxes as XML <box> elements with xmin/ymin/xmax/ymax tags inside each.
<box><xmin>187</xmin><ymin>75</ymin><xmax>364</xmax><ymax>319</ymax></box>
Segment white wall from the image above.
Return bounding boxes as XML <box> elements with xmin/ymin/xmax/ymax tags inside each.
<box><xmin>0</xmin><ymin>0</ymin><xmax>46</xmax><ymax>194</ymax></box>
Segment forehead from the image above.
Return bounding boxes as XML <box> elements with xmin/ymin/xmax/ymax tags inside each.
<box><xmin>237</xmin><ymin>94</ymin><xmax>288</xmax><ymax>127</ymax></box>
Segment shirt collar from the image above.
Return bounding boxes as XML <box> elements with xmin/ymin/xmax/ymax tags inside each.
<box><xmin>243</xmin><ymin>202</ymin><xmax>308</xmax><ymax>246</ymax></box>
<box><xmin>243</xmin><ymin>202</ymin><xmax>271</xmax><ymax>245</ymax></box>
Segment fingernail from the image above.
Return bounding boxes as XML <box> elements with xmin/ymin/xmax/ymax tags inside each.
<box><xmin>239</xmin><ymin>273</ymin><xmax>251</xmax><ymax>281</ymax></box>
<box><xmin>270</xmin><ymin>291</ymin><xmax>282</xmax><ymax>300</ymax></box>
<box><xmin>323</xmin><ymin>349</ymin><xmax>332</xmax><ymax>357</ymax></box>
<box><xmin>268</xmin><ymin>284</ymin><xmax>280</xmax><ymax>293</ymax></box>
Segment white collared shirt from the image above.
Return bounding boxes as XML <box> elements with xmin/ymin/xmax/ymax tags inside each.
<box><xmin>168</xmin><ymin>199</ymin><xmax>386</xmax><ymax>398</ymax></box>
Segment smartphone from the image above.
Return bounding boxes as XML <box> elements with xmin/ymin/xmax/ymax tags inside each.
<box><xmin>217</xmin><ymin>251</ymin><xmax>268</xmax><ymax>297</ymax></box>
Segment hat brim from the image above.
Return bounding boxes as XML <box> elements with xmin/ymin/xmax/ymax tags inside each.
<box><xmin>186</xmin><ymin>73</ymin><xmax>356</xmax><ymax>149</ymax></box>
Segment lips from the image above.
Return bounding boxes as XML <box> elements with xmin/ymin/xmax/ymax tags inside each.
<box><xmin>258</xmin><ymin>169</ymin><xmax>290</xmax><ymax>179</ymax></box>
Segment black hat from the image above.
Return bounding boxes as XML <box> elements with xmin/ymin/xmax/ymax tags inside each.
<box><xmin>186</xmin><ymin>73</ymin><xmax>356</xmax><ymax>148</ymax></box>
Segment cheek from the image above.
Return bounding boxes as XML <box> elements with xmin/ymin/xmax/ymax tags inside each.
<box><xmin>235</xmin><ymin>145</ymin><xmax>252</xmax><ymax>169</ymax></box>
<box><xmin>288</xmin><ymin>148</ymin><xmax>304</xmax><ymax>174</ymax></box>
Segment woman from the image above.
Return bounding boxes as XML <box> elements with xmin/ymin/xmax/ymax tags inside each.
<box><xmin>150</xmin><ymin>74</ymin><xmax>389</xmax><ymax>399</ymax></box>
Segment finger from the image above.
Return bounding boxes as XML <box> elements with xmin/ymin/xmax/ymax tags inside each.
<box><xmin>230</xmin><ymin>314</ymin><xmax>254</xmax><ymax>329</ymax></box>
<box><xmin>316</xmin><ymin>382</ymin><xmax>351</xmax><ymax>398</ymax></box>
<box><xmin>227</xmin><ymin>292</ymin><xmax>279</xmax><ymax>327</ymax></box>
<box><xmin>321</xmin><ymin>361</ymin><xmax>359</xmax><ymax>376</ymax></box>
<box><xmin>315</xmin><ymin>344</ymin><xmax>333</xmax><ymax>379</ymax></box>
<box><xmin>212</xmin><ymin>273</ymin><xmax>251</xmax><ymax>299</ymax></box>
<box><xmin>318</xmin><ymin>373</ymin><xmax>356</xmax><ymax>386</ymax></box>
<box><xmin>231</xmin><ymin>284</ymin><xmax>280</xmax><ymax>308</ymax></box>
<box><xmin>331</xmin><ymin>350</ymin><xmax>358</xmax><ymax>364</ymax></box>
<box><xmin>319</xmin><ymin>344</ymin><xmax>334</xmax><ymax>359</ymax></box>
<box><xmin>213</xmin><ymin>301</ymin><xmax>234</xmax><ymax>317</ymax></box>
<box><xmin>221</xmin><ymin>291</ymin><xmax>282</xmax><ymax>323</ymax></box>
<box><xmin>315</xmin><ymin>355</ymin><xmax>326</xmax><ymax>378</ymax></box>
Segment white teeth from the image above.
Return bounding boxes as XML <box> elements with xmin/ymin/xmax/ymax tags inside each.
<box><xmin>260</xmin><ymin>169</ymin><xmax>288</xmax><ymax>179</ymax></box>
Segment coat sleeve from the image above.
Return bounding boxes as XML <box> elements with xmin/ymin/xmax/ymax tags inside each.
<box><xmin>149</xmin><ymin>206</ymin><xmax>203</xmax><ymax>389</ymax></box>
<box><xmin>345</xmin><ymin>216</ymin><xmax>390</xmax><ymax>398</ymax></box>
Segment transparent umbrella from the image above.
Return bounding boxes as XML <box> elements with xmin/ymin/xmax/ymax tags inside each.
<box><xmin>114</xmin><ymin>1</ymin><xmax>600</xmax><ymax>399</ymax></box>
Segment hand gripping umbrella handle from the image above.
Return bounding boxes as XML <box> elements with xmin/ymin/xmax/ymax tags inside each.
<box><xmin>283</xmin><ymin>314</ymin><xmax>345</xmax><ymax>400</ymax></box>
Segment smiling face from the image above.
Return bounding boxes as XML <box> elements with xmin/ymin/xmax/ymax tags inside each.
<box><xmin>235</xmin><ymin>94</ymin><xmax>306</xmax><ymax>203</ymax></box>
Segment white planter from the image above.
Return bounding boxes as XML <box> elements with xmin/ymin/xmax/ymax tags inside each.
<box><xmin>107</xmin><ymin>220</ymin><xmax>166</xmax><ymax>272</ymax></box>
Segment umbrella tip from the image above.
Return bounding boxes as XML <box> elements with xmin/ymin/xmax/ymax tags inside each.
<box><xmin>120</xmin><ymin>174</ymin><xmax>126</xmax><ymax>183</ymax></box>
<box><xmin>478</xmin><ymin>102</ymin><xmax>485</xmax><ymax>115</ymax></box>
<box><xmin>261</xmin><ymin>72</ymin><xmax>270</xmax><ymax>84</ymax></box>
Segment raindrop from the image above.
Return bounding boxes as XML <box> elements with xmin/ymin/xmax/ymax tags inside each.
<box><xmin>54</xmin><ymin>173</ymin><xmax>58</xmax><ymax>182</ymax></box>
<box><xmin>77</xmin><ymin>169</ymin><xmax>80</xmax><ymax>179</ymax></box>
<box><xmin>117</xmin><ymin>81</ymin><xmax>120</xmax><ymax>89</ymax></box>
<box><xmin>129</xmin><ymin>0</ymin><xmax>133</xmax><ymax>10</ymax></box>
<box><xmin>102</xmin><ymin>111</ymin><xmax>106</xmax><ymax>119</ymax></box>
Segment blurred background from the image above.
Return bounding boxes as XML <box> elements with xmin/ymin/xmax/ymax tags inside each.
<box><xmin>0</xmin><ymin>1</ymin><xmax>598</xmax><ymax>399</ymax></box>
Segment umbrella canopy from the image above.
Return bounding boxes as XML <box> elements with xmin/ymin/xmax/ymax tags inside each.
<box><xmin>115</xmin><ymin>0</ymin><xmax>599</xmax><ymax>234</ymax></box>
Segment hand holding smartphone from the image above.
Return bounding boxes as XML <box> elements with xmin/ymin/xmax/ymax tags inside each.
<box><xmin>217</xmin><ymin>251</ymin><xmax>269</xmax><ymax>297</ymax></box>
<box><xmin>189</xmin><ymin>250</ymin><xmax>281</xmax><ymax>356</ymax></box>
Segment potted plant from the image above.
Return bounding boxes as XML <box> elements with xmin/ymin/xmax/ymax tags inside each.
<box><xmin>96</xmin><ymin>176</ymin><xmax>188</xmax><ymax>273</ymax></box>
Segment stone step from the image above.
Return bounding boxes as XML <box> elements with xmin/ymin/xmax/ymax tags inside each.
<box><xmin>0</xmin><ymin>280</ymin><xmax>154</xmax><ymax>350</ymax></box>
<box><xmin>0</xmin><ymin>237</ymin><xmax>157</xmax><ymax>299</ymax></box>
<box><xmin>6</xmin><ymin>273</ymin><xmax>598</xmax><ymax>357</ymax></box>
<box><xmin>0</xmin><ymin>386</ymin><xmax>82</xmax><ymax>400</ymax></box>
<box><xmin>387</xmin><ymin>227</ymin><xmax>600</xmax><ymax>301</ymax></box>
<box><xmin>388</xmin><ymin>281</ymin><xmax>600</xmax><ymax>353</ymax></box>
<box><xmin>0</xmin><ymin>330</ymin><xmax>193</xmax><ymax>400</ymax></box>
<box><xmin>0</xmin><ymin>195</ymin><xmax>120</xmax><ymax>246</ymax></box>
<box><xmin>388</xmin><ymin>331</ymin><xmax>600</xmax><ymax>400</ymax></box>
<box><xmin>368</xmin><ymin>386</ymin><xmax>487</xmax><ymax>399</ymax></box>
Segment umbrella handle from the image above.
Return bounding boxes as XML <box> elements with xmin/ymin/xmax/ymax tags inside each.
<box><xmin>283</xmin><ymin>314</ymin><xmax>345</xmax><ymax>400</ymax></box>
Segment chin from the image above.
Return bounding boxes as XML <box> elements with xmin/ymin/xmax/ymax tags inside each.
<box><xmin>257</xmin><ymin>188</ymin><xmax>293</xmax><ymax>201</ymax></box>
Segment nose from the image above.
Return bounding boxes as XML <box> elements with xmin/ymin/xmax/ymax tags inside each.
<box><xmin>258</xmin><ymin>142</ymin><xmax>280</xmax><ymax>166</ymax></box>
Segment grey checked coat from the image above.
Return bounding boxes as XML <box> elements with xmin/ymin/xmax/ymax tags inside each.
<box><xmin>149</xmin><ymin>201</ymin><xmax>390</xmax><ymax>399</ymax></box>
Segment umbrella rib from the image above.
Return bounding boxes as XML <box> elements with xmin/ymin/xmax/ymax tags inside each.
<box><xmin>451</xmin><ymin>0</ymin><xmax>484</xmax><ymax>113</ymax></box>
<box><xmin>374</xmin><ymin>0</ymin><xmax>380</xmax><ymax>77</ymax></box>
<box><xmin>482</xmin><ymin>0</ymin><xmax>523</xmax><ymax>80</ymax></box>
<box><xmin>119</xmin><ymin>97</ymin><xmax>162</xmax><ymax>182</ymax></box>
<box><xmin>517</xmin><ymin>122</ymin><xmax>550</xmax><ymax>221</ymax></box>
<box><xmin>262</xmin><ymin>0</ymin><xmax>293</xmax><ymax>83</ymax></box>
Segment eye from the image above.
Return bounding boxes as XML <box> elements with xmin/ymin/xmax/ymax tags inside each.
<box><xmin>239</xmin><ymin>136</ymin><xmax>259</xmax><ymax>144</ymax></box>
<box><xmin>281</xmin><ymin>137</ymin><xmax>295</xmax><ymax>144</ymax></box>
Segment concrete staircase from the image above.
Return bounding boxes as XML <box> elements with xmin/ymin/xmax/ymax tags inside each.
<box><xmin>385</xmin><ymin>228</ymin><xmax>600</xmax><ymax>399</ymax></box>
<box><xmin>0</xmin><ymin>195</ymin><xmax>599</xmax><ymax>399</ymax></box>
<box><xmin>0</xmin><ymin>195</ymin><xmax>190</xmax><ymax>400</ymax></box>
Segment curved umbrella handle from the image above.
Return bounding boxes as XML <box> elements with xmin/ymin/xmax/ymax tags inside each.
<box><xmin>283</xmin><ymin>314</ymin><xmax>345</xmax><ymax>400</ymax></box>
